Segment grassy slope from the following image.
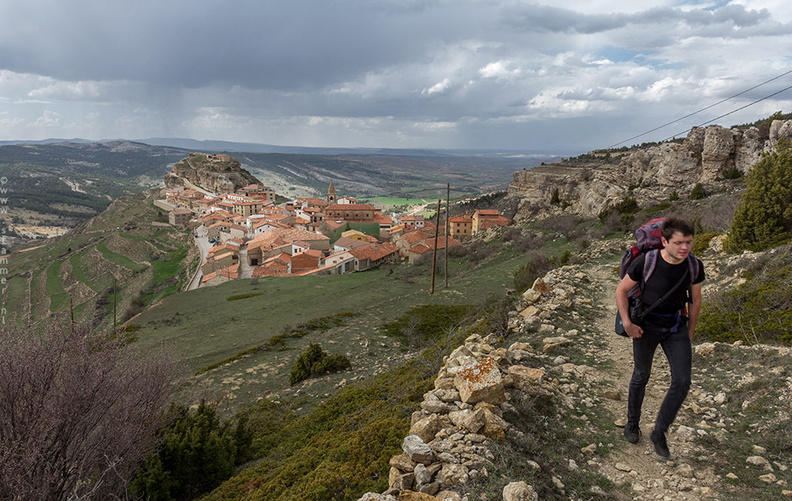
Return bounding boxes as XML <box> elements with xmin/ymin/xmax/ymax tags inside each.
<box><xmin>130</xmin><ymin>246</ymin><xmax>530</xmax><ymax>414</ymax></box>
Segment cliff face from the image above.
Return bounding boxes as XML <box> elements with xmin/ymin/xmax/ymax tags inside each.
<box><xmin>164</xmin><ymin>153</ymin><xmax>262</xmax><ymax>194</ymax></box>
<box><xmin>509</xmin><ymin>120</ymin><xmax>792</xmax><ymax>221</ymax></box>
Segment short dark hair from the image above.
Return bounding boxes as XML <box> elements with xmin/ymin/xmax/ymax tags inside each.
<box><xmin>662</xmin><ymin>217</ymin><xmax>695</xmax><ymax>240</ymax></box>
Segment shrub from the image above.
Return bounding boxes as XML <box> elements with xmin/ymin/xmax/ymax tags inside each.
<box><xmin>726</xmin><ymin>139</ymin><xmax>792</xmax><ymax>253</ymax></box>
<box><xmin>697</xmin><ymin>245</ymin><xmax>792</xmax><ymax>345</ymax></box>
<box><xmin>690</xmin><ymin>183</ymin><xmax>708</xmax><ymax>200</ymax></box>
<box><xmin>466</xmin><ymin>240</ymin><xmax>499</xmax><ymax>263</ymax></box>
<box><xmin>513</xmin><ymin>252</ymin><xmax>550</xmax><ymax>294</ymax></box>
<box><xmin>0</xmin><ymin>317</ymin><xmax>175</xmax><ymax>499</ymax></box>
<box><xmin>204</xmin><ymin>362</ymin><xmax>432</xmax><ymax>501</ymax></box>
<box><xmin>550</xmin><ymin>187</ymin><xmax>561</xmax><ymax>205</ymax></box>
<box><xmin>692</xmin><ymin>232</ymin><xmax>719</xmax><ymax>255</ymax></box>
<box><xmin>382</xmin><ymin>304</ymin><xmax>473</xmax><ymax>349</ymax></box>
<box><xmin>599</xmin><ymin>197</ymin><xmax>640</xmax><ymax>232</ymax></box>
<box><xmin>130</xmin><ymin>401</ymin><xmax>253</xmax><ymax>501</ymax></box>
<box><xmin>289</xmin><ymin>343</ymin><xmax>351</xmax><ymax>386</ymax></box>
<box><xmin>226</xmin><ymin>292</ymin><xmax>264</xmax><ymax>301</ymax></box>
<box><xmin>722</xmin><ymin>166</ymin><xmax>743</xmax><ymax>179</ymax></box>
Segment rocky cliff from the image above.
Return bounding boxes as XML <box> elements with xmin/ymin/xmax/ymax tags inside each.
<box><xmin>508</xmin><ymin>120</ymin><xmax>792</xmax><ymax>222</ymax></box>
<box><xmin>164</xmin><ymin>152</ymin><xmax>262</xmax><ymax>194</ymax></box>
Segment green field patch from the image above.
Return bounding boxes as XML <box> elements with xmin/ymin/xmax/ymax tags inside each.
<box><xmin>364</xmin><ymin>196</ymin><xmax>426</xmax><ymax>206</ymax></box>
<box><xmin>2</xmin><ymin>276</ymin><xmax>29</xmax><ymax>325</ymax></box>
<box><xmin>45</xmin><ymin>259</ymin><xmax>66</xmax><ymax>296</ymax></box>
<box><xmin>69</xmin><ymin>251</ymin><xmax>104</xmax><ymax>293</ymax></box>
<box><xmin>96</xmin><ymin>242</ymin><xmax>148</xmax><ymax>272</ymax></box>
<box><xmin>44</xmin><ymin>259</ymin><xmax>69</xmax><ymax>312</ymax></box>
<box><xmin>226</xmin><ymin>292</ymin><xmax>264</xmax><ymax>301</ymax></box>
<box><xmin>152</xmin><ymin>249</ymin><xmax>188</xmax><ymax>283</ymax></box>
<box><xmin>195</xmin><ymin>312</ymin><xmax>360</xmax><ymax>376</ymax></box>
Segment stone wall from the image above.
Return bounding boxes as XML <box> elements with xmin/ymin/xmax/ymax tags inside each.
<box><xmin>356</xmin><ymin>265</ymin><xmax>598</xmax><ymax>501</ymax></box>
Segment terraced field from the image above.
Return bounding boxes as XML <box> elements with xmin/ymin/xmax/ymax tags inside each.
<box><xmin>5</xmin><ymin>190</ymin><xmax>198</xmax><ymax>328</ymax></box>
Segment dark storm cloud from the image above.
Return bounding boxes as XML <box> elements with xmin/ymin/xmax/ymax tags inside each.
<box><xmin>0</xmin><ymin>0</ymin><xmax>485</xmax><ymax>91</ymax></box>
<box><xmin>502</xmin><ymin>3</ymin><xmax>775</xmax><ymax>35</ymax></box>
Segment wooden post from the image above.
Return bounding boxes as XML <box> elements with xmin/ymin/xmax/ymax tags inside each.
<box><xmin>445</xmin><ymin>183</ymin><xmax>450</xmax><ymax>288</ymax></box>
<box><xmin>430</xmin><ymin>199</ymin><xmax>441</xmax><ymax>295</ymax></box>
<box><xmin>113</xmin><ymin>279</ymin><xmax>117</xmax><ymax>334</ymax></box>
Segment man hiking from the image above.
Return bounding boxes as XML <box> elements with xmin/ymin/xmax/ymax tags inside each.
<box><xmin>615</xmin><ymin>217</ymin><xmax>705</xmax><ymax>458</ymax></box>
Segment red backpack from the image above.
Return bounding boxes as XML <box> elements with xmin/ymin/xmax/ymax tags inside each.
<box><xmin>620</xmin><ymin>218</ymin><xmax>699</xmax><ymax>301</ymax></box>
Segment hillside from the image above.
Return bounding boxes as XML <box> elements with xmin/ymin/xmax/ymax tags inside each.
<box><xmin>4</xmin><ymin>189</ymin><xmax>199</xmax><ymax>330</ymax></box>
<box><xmin>5</xmin><ymin>118</ymin><xmax>792</xmax><ymax>500</ymax></box>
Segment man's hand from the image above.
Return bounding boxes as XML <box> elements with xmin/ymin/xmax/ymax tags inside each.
<box><xmin>616</xmin><ymin>274</ymin><xmax>643</xmax><ymax>339</ymax></box>
<box><xmin>625</xmin><ymin>321</ymin><xmax>643</xmax><ymax>339</ymax></box>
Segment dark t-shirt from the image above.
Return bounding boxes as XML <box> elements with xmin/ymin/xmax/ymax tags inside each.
<box><xmin>627</xmin><ymin>251</ymin><xmax>705</xmax><ymax>326</ymax></box>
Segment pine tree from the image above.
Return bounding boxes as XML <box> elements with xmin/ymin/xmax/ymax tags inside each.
<box><xmin>726</xmin><ymin>139</ymin><xmax>792</xmax><ymax>252</ymax></box>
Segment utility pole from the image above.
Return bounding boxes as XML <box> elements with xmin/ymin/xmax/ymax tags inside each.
<box><xmin>430</xmin><ymin>199</ymin><xmax>441</xmax><ymax>295</ymax></box>
<box><xmin>445</xmin><ymin>183</ymin><xmax>450</xmax><ymax>288</ymax></box>
<box><xmin>113</xmin><ymin>279</ymin><xmax>117</xmax><ymax>334</ymax></box>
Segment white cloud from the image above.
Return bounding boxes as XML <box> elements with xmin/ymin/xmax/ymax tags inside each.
<box><xmin>34</xmin><ymin>110</ymin><xmax>63</xmax><ymax>127</ymax></box>
<box><xmin>28</xmin><ymin>80</ymin><xmax>104</xmax><ymax>100</ymax></box>
<box><xmin>422</xmin><ymin>78</ymin><xmax>452</xmax><ymax>96</ymax></box>
<box><xmin>479</xmin><ymin>61</ymin><xmax>520</xmax><ymax>80</ymax></box>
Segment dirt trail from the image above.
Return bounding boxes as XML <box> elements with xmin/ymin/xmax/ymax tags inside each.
<box><xmin>586</xmin><ymin>263</ymin><xmax>719</xmax><ymax>500</ymax></box>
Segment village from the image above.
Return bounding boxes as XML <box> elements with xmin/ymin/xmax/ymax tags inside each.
<box><xmin>157</xmin><ymin>169</ymin><xmax>509</xmax><ymax>287</ymax></box>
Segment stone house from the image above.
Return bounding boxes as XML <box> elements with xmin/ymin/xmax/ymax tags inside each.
<box><xmin>168</xmin><ymin>208</ymin><xmax>192</xmax><ymax>227</ymax></box>
<box><xmin>448</xmin><ymin>215</ymin><xmax>473</xmax><ymax>239</ymax></box>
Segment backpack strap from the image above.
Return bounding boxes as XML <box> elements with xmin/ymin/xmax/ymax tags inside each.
<box><xmin>684</xmin><ymin>253</ymin><xmax>700</xmax><ymax>303</ymax></box>
<box><xmin>626</xmin><ymin>249</ymin><xmax>659</xmax><ymax>300</ymax></box>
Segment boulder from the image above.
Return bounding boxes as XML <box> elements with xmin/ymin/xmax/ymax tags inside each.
<box><xmin>454</xmin><ymin>358</ymin><xmax>506</xmax><ymax>405</ymax></box>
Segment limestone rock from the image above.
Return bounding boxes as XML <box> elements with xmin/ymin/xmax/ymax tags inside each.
<box><xmin>453</xmin><ymin>358</ymin><xmax>506</xmax><ymax>405</ymax></box>
<box><xmin>398</xmin><ymin>491</ymin><xmax>442</xmax><ymax>501</ymax></box>
<box><xmin>448</xmin><ymin>409</ymin><xmax>485</xmax><ymax>434</ymax></box>
<box><xmin>403</xmin><ymin>435</ymin><xmax>434</xmax><ymax>465</ymax></box>
<box><xmin>390</xmin><ymin>454</ymin><xmax>417</xmax><ymax>472</ymax></box>
<box><xmin>502</xmin><ymin>480</ymin><xmax>538</xmax><ymax>501</ymax></box>
<box><xmin>508</xmin><ymin>366</ymin><xmax>551</xmax><ymax>397</ymax></box>
<box><xmin>413</xmin><ymin>463</ymin><xmax>433</xmax><ymax>486</ymax></box>
<box><xmin>507</xmin><ymin>120</ymin><xmax>792</xmax><ymax>221</ymax></box>
<box><xmin>164</xmin><ymin>153</ymin><xmax>262</xmax><ymax>194</ymax></box>
<box><xmin>357</xmin><ymin>494</ymin><xmax>398</xmax><ymax>501</ymax></box>
<box><xmin>437</xmin><ymin>464</ymin><xmax>469</xmax><ymax>487</ymax></box>
<box><xmin>410</xmin><ymin>415</ymin><xmax>443</xmax><ymax>443</ymax></box>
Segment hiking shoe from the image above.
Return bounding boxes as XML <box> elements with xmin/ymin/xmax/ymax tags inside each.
<box><xmin>650</xmin><ymin>430</ymin><xmax>670</xmax><ymax>458</ymax></box>
<box><xmin>623</xmin><ymin>422</ymin><xmax>641</xmax><ymax>444</ymax></box>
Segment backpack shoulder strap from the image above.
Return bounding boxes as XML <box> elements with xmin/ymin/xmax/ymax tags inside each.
<box><xmin>687</xmin><ymin>253</ymin><xmax>699</xmax><ymax>283</ymax></box>
<box><xmin>684</xmin><ymin>254</ymin><xmax>700</xmax><ymax>302</ymax></box>
<box><xmin>629</xmin><ymin>249</ymin><xmax>658</xmax><ymax>299</ymax></box>
<box><xmin>642</xmin><ymin>249</ymin><xmax>659</xmax><ymax>286</ymax></box>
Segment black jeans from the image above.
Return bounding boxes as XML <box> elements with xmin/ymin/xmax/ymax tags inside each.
<box><xmin>627</xmin><ymin>323</ymin><xmax>692</xmax><ymax>434</ymax></box>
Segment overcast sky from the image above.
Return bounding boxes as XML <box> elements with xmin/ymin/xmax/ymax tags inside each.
<box><xmin>1</xmin><ymin>0</ymin><xmax>791</xmax><ymax>152</ymax></box>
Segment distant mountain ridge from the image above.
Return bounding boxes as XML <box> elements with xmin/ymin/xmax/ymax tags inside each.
<box><xmin>2</xmin><ymin>140</ymin><xmax>550</xmax><ymax>247</ymax></box>
<box><xmin>0</xmin><ymin>136</ymin><xmax>571</xmax><ymax>158</ymax></box>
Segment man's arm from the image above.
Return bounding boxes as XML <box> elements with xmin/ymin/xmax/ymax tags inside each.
<box><xmin>616</xmin><ymin>275</ymin><xmax>644</xmax><ymax>339</ymax></box>
<box><xmin>687</xmin><ymin>282</ymin><xmax>703</xmax><ymax>340</ymax></box>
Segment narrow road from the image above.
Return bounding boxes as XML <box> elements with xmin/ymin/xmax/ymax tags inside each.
<box><xmin>187</xmin><ymin>225</ymin><xmax>210</xmax><ymax>291</ymax></box>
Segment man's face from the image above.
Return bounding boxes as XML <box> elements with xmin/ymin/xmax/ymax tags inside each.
<box><xmin>662</xmin><ymin>231</ymin><xmax>693</xmax><ymax>262</ymax></box>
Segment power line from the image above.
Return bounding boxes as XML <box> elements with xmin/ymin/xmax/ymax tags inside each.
<box><xmin>608</xmin><ymin>68</ymin><xmax>792</xmax><ymax>148</ymax></box>
<box><xmin>661</xmin><ymin>82</ymin><xmax>792</xmax><ymax>142</ymax></box>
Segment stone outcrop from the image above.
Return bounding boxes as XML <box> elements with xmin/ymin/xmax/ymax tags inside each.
<box><xmin>353</xmin><ymin>331</ymin><xmax>557</xmax><ymax>500</ymax></box>
<box><xmin>508</xmin><ymin>120</ymin><xmax>792</xmax><ymax>221</ymax></box>
<box><xmin>164</xmin><ymin>152</ymin><xmax>262</xmax><ymax>194</ymax></box>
